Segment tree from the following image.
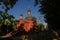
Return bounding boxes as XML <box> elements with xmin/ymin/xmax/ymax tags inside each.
<box><xmin>0</xmin><ymin>0</ymin><xmax>18</xmax><ymax>35</ymax></box>
<box><xmin>35</xmin><ymin>0</ymin><xmax>60</xmax><ymax>31</ymax></box>
<box><xmin>0</xmin><ymin>12</ymin><xmax>18</xmax><ymax>35</ymax></box>
<box><xmin>0</xmin><ymin>0</ymin><xmax>18</xmax><ymax>12</ymax></box>
<box><xmin>38</xmin><ymin>23</ymin><xmax>44</xmax><ymax>31</ymax></box>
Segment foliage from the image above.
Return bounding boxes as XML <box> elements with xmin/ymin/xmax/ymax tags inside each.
<box><xmin>0</xmin><ymin>0</ymin><xmax>18</xmax><ymax>35</ymax></box>
<box><xmin>0</xmin><ymin>12</ymin><xmax>9</xmax><ymax>19</ymax></box>
<box><xmin>0</xmin><ymin>12</ymin><xmax>18</xmax><ymax>35</ymax></box>
<box><xmin>38</xmin><ymin>23</ymin><xmax>44</xmax><ymax>30</ymax></box>
<box><xmin>0</xmin><ymin>0</ymin><xmax>18</xmax><ymax>12</ymax></box>
<box><xmin>35</xmin><ymin>0</ymin><xmax>60</xmax><ymax>30</ymax></box>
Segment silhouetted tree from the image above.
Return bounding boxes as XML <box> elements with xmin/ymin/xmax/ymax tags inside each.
<box><xmin>35</xmin><ymin>0</ymin><xmax>60</xmax><ymax>31</ymax></box>
<box><xmin>0</xmin><ymin>0</ymin><xmax>18</xmax><ymax>12</ymax></box>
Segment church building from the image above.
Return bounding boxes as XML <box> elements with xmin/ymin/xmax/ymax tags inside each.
<box><xmin>16</xmin><ymin>8</ymin><xmax>37</xmax><ymax>32</ymax></box>
<box><xmin>2</xmin><ymin>8</ymin><xmax>37</xmax><ymax>38</ymax></box>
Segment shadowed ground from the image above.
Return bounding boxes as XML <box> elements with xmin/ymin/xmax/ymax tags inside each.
<box><xmin>0</xmin><ymin>29</ymin><xmax>60</xmax><ymax>40</ymax></box>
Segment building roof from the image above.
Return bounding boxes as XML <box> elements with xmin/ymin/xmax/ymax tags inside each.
<box><xmin>20</xmin><ymin>13</ymin><xmax>23</xmax><ymax>16</ymax></box>
<box><xmin>28</xmin><ymin>7</ymin><xmax>31</xmax><ymax>12</ymax></box>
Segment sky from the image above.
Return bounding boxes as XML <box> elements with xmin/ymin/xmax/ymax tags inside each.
<box><xmin>8</xmin><ymin>0</ymin><xmax>40</xmax><ymax>19</ymax></box>
<box><xmin>0</xmin><ymin>0</ymin><xmax>46</xmax><ymax>24</ymax></box>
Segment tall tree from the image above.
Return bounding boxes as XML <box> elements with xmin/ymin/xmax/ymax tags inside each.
<box><xmin>35</xmin><ymin>0</ymin><xmax>60</xmax><ymax>31</ymax></box>
<box><xmin>0</xmin><ymin>12</ymin><xmax>18</xmax><ymax>35</ymax></box>
<box><xmin>0</xmin><ymin>0</ymin><xmax>18</xmax><ymax>35</ymax></box>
